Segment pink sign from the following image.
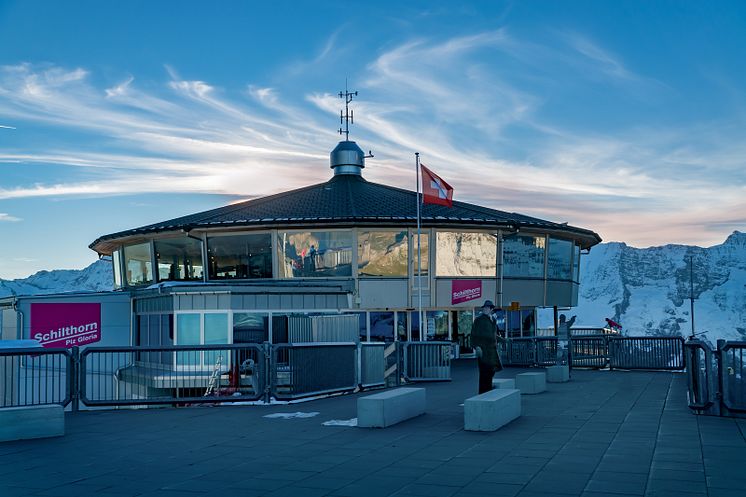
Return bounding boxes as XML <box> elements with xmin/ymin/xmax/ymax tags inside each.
<box><xmin>30</xmin><ymin>303</ymin><xmax>101</xmax><ymax>348</ymax></box>
<box><xmin>451</xmin><ymin>280</ymin><xmax>482</xmax><ymax>305</ymax></box>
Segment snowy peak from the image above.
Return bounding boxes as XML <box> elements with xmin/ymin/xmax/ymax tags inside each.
<box><xmin>0</xmin><ymin>259</ymin><xmax>113</xmax><ymax>298</ymax></box>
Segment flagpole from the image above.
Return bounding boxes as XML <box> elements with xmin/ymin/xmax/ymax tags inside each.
<box><xmin>415</xmin><ymin>152</ymin><xmax>423</xmax><ymax>340</ymax></box>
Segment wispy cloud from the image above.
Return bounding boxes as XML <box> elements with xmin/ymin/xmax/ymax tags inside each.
<box><xmin>0</xmin><ymin>28</ymin><xmax>743</xmax><ymax>248</ymax></box>
<box><xmin>0</xmin><ymin>213</ymin><xmax>21</xmax><ymax>222</ymax></box>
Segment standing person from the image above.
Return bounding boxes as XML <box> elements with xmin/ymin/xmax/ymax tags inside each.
<box><xmin>556</xmin><ymin>314</ymin><xmax>576</xmax><ymax>364</ymax></box>
<box><xmin>472</xmin><ymin>300</ymin><xmax>501</xmax><ymax>394</ymax></box>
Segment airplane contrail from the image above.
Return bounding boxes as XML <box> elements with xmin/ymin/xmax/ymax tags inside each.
<box><xmin>0</xmin><ymin>124</ymin><xmax>17</xmax><ymax>129</ymax></box>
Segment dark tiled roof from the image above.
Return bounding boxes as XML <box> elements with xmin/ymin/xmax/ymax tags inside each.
<box><xmin>90</xmin><ymin>175</ymin><xmax>601</xmax><ymax>252</ymax></box>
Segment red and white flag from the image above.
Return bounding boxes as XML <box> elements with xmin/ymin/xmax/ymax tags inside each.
<box><xmin>420</xmin><ymin>164</ymin><xmax>453</xmax><ymax>207</ymax></box>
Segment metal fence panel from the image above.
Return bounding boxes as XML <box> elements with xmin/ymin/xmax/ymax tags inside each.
<box><xmin>571</xmin><ymin>336</ymin><xmax>608</xmax><ymax>368</ymax></box>
<box><xmin>0</xmin><ymin>348</ymin><xmax>72</xmax><ymax>408</ymax></box>
<box><xmin>608</xmin><ymin>337</ymin><xmax>685</xmax><ymax>370</ymax></box>
<box><xmin>80</xmin><ymin>344</ymin><xmax>265</xmax><ymax>407</ymax></box>
<box><xmin>535</xmin><ymin>338</ymin><xmax>559</xmax><ymax>366</ymax></box>
<box><xmin>271</xmin><ymin>342</ymin><xmax>357</xmax><ymax>399</ymax></box>
<box><xmin>719</xmin><ymin>341</ymin><xmax>746</xmax><ymax>413</ymax></box>
<box><xmin>500</xmin><ymin>338</ymin><xmax>535</xmax><ymax>367</ymax></box>
<box><xmin>360</xmin><ymin>343</ymin><xmax>385</xmax><ymax>388</ymax></box>
<box><xmin>403</xmin><ymin>342</ymin><xmax>451</xmax><ymax>381</ymax></box>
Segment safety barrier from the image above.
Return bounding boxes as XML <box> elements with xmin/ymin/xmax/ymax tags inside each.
<box><xmin>271</xmin><ymin>342</ymin><xmax>357</xmax><ymax>400</ymax></box>
<box><xmin>402</xmin><ymin>342</ymin><xmax>451</xmax><ymax>381</ymax></box>
<box><xmin>360</xmin><ymin>343</ymin><xmax>386</xmax><ymax>388</ymax></box>
<box><xmin>685</xmin><ymin>339</ymin><xmax>746</xmax><ymax>417</ymax></box>
<box><xmin>79</xmin><ymin>344</ymin><xmax>266</xmax><ymax>407</ymax></box>
<box><xmin>0</xmin><ymin>348</ymin><xmax>72</xmax><ymax>408</ymax></box>
<box><xmin>608</xmin><ymin>336</ymin><xmax>685</xmax><ymax>370</ymax></box>
<box><xmin>500</xmin><ymin>336</ymin><xmax>685</xmax><ymax>370</ymax></box>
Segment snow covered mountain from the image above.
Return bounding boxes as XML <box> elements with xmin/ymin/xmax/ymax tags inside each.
<box><xmin>2</xmin><ymin>232</ymin><xmax>744</xmax><ymax>341</ymax></box>
<box><xmin>0</xmin><ymin>259</ymin><xmax>113</xmax><ymax>298</ymax></box>
<box><xmin>571</xmin><ymin>231</ymin><xmax>746</xmax><ymax>341</ymax></box>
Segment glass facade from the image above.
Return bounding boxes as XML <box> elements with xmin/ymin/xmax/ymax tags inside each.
<box><xmin>436</xmin><ymin>232</ymin><xmax>497</xmax><ymax>277</ymax></box>
<box><xmin>136</xmin><ymin>314</ymin><xmax>172</xmax><ymax>366</ymax></box>
<box><xmin>208</xmin><ymin>233</ymin><xmax>272</xmax><ymax>280</ymax></box>
<box><xmin>503</xmin><ymin>235</ymin><xmax>546</xmax><ymax>277</ymax></box>
<box><xmin>396</xmin><ymin>312</ymin><xmax>408</xmax><ymax>341</ymax></box>
<box><xmin>358</xmin><ymin>230</ymin><xmax>408</xmax><ymax>277</ymax></box>
<box><xmin>454</xmin><ymin>310</ymin><xmax>474</xmax><ymax>350</ymax></box>
<box><xmin>370</xmin><ymin>312</ymin><xmax>395</xmax><ymax>342</ymax></box>
<box><xmin>124</xmin><ymin>242</ymin><xmax>153</xmax><ymax>286</ymax></box>
<box><xmin>548</xmin><ymin>237</ymin><xmax>573</xmax><ymax>280</ymax></box>
<box><xmin>278</xmin><ymin>230</ymin><xmax>353</xmax><ymax>278</ymax></box>
<box><xmin>112</xmin><ymin>249</ymin><xmax>123</xmax><ymax>289</ymax></box>
<box><xmin>573</xmin><ymin>244</ymin><xmax>581</xmax><ymax>282</ymax></box>
<box><xmin>412</xmin><ymin>231</ymin><xmax>429</xmax><ymax>288</ymax></box>
<box><xmin>155</xmin><ymin>237</ymin><xmax>204</xmax><ymax>282</ymax></box>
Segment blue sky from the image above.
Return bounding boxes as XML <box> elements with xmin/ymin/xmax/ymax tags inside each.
<box><xmin>1</xmin><ymin>0</ymin><xmax>745</xmax><ymax>279</ymax></box>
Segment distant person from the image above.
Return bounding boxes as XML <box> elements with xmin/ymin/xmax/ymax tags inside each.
<box><xmin>471</xmin><ymin>300</ymin><xmax>503</xmax><ymax>394</ymax></box>
<box><xmin>557</xmin><ymin>314</ymin><xmax>576</xmax><ymax>364</ymax></box>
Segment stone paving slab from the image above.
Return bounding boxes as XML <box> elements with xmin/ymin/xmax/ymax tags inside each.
<box><xmin>1</xmin><ymin>361</ymin><xmax>745</xmax><ymax>496</ymax></box>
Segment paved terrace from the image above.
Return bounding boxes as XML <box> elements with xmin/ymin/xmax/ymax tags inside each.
<box><xmin>2</xmin><ymin>361</ymin><xmax>745</xmax><ymax>497</ymax></box>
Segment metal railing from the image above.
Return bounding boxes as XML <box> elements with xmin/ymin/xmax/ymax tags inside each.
<box><xmin>685</xmin><ymin>339</ymin><xmax>746</xmax><ymax>417</ymax></box>
<box><xmin>500</xmin><ymin>336</ymin><xmax>685</xmax><ymax>370</ymax></box>
<box><xmin>402</xmin><ymin>341</ymin><xmax>451</xmax><ymax>381</ymax></box>
<box><xmin>608</xmin><ymin>336</ymin><xmax>684</xmax><ymax>370</ymax></box>
<box><xmin>271</xmin><ymin>342</ymin><xmax>357</xmax><ymax>400</ymax></box>
<box><xmin>80</xmin><ymin>344</ymin><xmax>266</xmax><ymax>407</ymax></box>
<box><xmin>0</xmin><ymin>348</ymin><xmax>72</xmax><ymax>408</ymax></box>
<box><xmin>360</xmin><ymin>343</ymin><xmax>385</xmax><ymax>388</ymax></box>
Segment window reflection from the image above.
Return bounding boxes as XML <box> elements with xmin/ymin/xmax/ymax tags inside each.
<box><xmin>112</xmin><ymin>250</ymin><xmax>123</xmax><ymax>289</ymax></box>
<box><xmin>124</xmin><ymin>242</ymin><xmax>153</xmax><ymax>286</ymax></box>
<box><xmin>548</xmin><ymin>237</ymin><xmax>573</xmax><ymax>280</ymax></box>
<box><xmin>503</xmin><ymin>235</ymin><xmax>545</xmax><ymax>277</ymax></box>
<box><xmin>370</xmin><ymin>312</ymin><xmax>395</xmax><ymax>342</ymax></box>
<box><xmin>233</xmin><ymin>313</ymin><xmax>269</xmax><ymax>344</ymax></box>
<box><xmin>208</xmin><ymin>233</ymin><xmax>272</xmax><ymax>280</ymax></box>
<box><xmin>573</xmin><ymin>244</ymin><xmax>581</xmax><ymax>282</ymax></box>
<box><xmin>426</xmin><ymin>310</ymin><xmax>449</xmax><ymax>341</ymax></box>
<box><xmin>278</xmin><ymin>231</ymin><xmax>352</xmax><ymax>278</ymax></box>
<box><xmin>436</xmin><ymin>232</ymin><xmax>496</xmax><ymax>277</ymax></box>
<box><xmin>155</xmin><ymin>237</ymin><xmax>204</xmax><ymax>282</ymax></box>
<box><xmin>358</xmin><ymin>231</ymin><xmax>408</xmax><ymax>277</ymax></box>
<box><xmin>412</xmin><ymin>231</ymin><xmax>429</xmax><ymax>289</ymax></box>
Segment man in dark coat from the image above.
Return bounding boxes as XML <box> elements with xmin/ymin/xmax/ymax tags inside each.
<box><xmin>472</xmin><ymin>300</ymin><xmax>501</xmax><ymax>394</ymax></box>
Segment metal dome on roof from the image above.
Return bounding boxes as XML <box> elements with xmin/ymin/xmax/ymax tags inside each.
<box><xmin>330</xmin><ymin>140</ymin><xmax>365</xmax><ymax>175</ymax></box>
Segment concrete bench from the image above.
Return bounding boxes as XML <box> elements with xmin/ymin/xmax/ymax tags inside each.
<box><xmin>357</xmin><ymin>387</ymin><xmax>426</xmax><ymax>428</ymax></box>
<box><xmin>492</xmin><ymin>378</ymin><xmax>515</xmax><ymax>389</ymax></box>
<box><xmin>0</xmin><ymin>405</ymin><xmax>64</xmax><ymax>442</ymax></box>
<box><xmin>515</xmin><ymin>372</ymin><xmax>546</xmax><ymax>394</ymax></box>
<box><xmin>464</xmin><ymin>388</ymin><xmax>521</xmax><ymax>431</ymax></box>
<box><xmin>546</xmin><ymin>365</ymin><xmax>570</xmax><ymax>383</ymax></box>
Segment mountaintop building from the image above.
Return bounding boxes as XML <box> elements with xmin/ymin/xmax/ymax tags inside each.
<box><xmin>3</xmin><ymin>94</ymin><xmax>601</xmax><ymax>354</ymax></box>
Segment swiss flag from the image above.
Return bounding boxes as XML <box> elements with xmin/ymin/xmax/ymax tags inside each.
<box><xmin>421</xmin><ymin>164</ymin><xmax>453</xmax><ymax>207</ymax></box>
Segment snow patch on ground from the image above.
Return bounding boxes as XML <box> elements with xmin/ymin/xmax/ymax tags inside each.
<box><xmin>322</xmin><ymin>418</ymin><xmax>358</xmax><ymax>427</ymax></box>
<box><xmin>263</xmin><ymin>411</ymin><xmax>320</xmax><ymax>419</ymax></box>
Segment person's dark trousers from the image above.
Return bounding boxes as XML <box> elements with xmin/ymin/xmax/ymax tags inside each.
<box><xmin>477</xmin><ymin>360</ymin><xmax>494</xmax><ymax>394</ymax></box>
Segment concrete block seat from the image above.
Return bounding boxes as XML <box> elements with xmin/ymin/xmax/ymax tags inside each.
<box><xmin>464</xmin><ymin>389</ymin><xmax>521</xmax><ymax>431</ymax></box>
<box><xmin>492</xmin><ymin>378</ymin><xmax>515</xmax><ymax>389</ymax></box>
<box><xmin>357</xmin><ymin>387</ymin><xmax>426</xmax><ymax>428</ymax></box>
<box><xmin>515</xmin><ymin>372</ymin><xmax>547</xmax><ymax>394</ymax></box>
<box><xmin>0</xmin><ymin>405</ymin><xmax>64</xmax><ymax>442</ymax></box>
<box><xmin>546</xmin><ymin>365</ymin><xmax>570</xmax><ymax>383</ymax></box>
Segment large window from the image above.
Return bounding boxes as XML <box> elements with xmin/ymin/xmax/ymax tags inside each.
<box><xmin>548</xmin><ymin>237</ymin><xmax>573</xmax><ymax>280</ymax></box>
<box><xmin>124</xmin><ymin>242</ymin><xmax>153</xmax><ymax>286</ymax></box>
<box><xmin>278</xmin><ymin>230</ymin><xmax>352</xmax><ymax>278</ymax></box>
<box><xmin>573</xmin><ymin>244</ymin><xmax>581</xmax><ymax>282</ymax></box>
<box><xmin>208</xmin><ymin>233</ymin><xmax>272</xmax><ymax>280</ymax></box>
<box><xmin>411</xmin><ymin>231</ymin><xmax>429</xmax><ymax>289</ymax></box>
<box><xmin>155</xmin><ymin>237</ymin><xmax>203</xmax><ymax>282</ymax></box>
<box><xmin>503</xmin><ymin>235</ymin><xmax>545</xmax><ymax>278</ymax></box>
<box><xmin>370</xmin><ymin>312</ymin><xmax>395</xmax><ymax>342</ymax></box>
<box><xmin>175</xmin><ymin>312</ymin><xmax>230</xmax><ymax>368</ymax></box>
<box><xmin>112</xmin><ymin>250</ymin><xmax>123</xmax><ymax>289</ymax></box>
<box><xmin>233</xmin><ymin>313</ymin><xmax>269</xmax><ymax>344</ymax></box>
<box><xmin>436</xmin><ymin>232</ymin><xmax>497</xmax><ymax>277</ymax></box>
<box><xmin>358</xmin><ymin>230</ymin><xmax>408</xmax><ymax>277</ymax></box>
<box><xmin>426</xmin><ymin>310</ymin><xmax>449</xmax><ymax>341</ymax></box>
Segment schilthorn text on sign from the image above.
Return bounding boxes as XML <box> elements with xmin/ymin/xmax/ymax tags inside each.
<box><xmin>30</xmin><ymin>303</ymin><xmax>101</xmax><ymax>348</ymax></box>
<box><xmin>451</xmin><ymin>280</ymin><xmax>482</xmax><ymax>305</ymax></box>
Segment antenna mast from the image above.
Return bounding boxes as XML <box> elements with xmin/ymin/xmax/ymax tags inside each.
<box><xmin>338</xmin><ymin>81</ymin><xmax>357</xmax><ymax>141</ymax></box>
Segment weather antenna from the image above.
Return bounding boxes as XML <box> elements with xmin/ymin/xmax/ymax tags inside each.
<box><xmin>338</xmin><ymin>80</ymin><xmax>357</xmax><ymax>141</ymax></box>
